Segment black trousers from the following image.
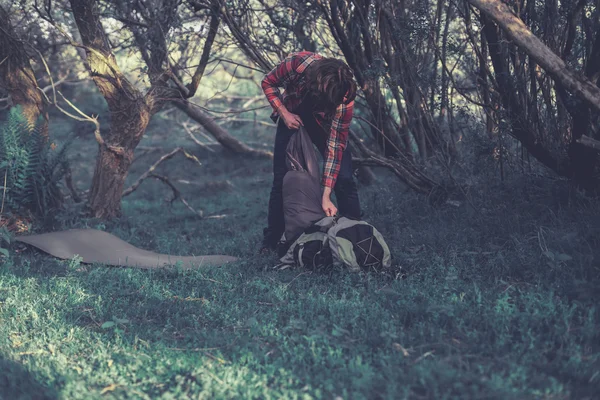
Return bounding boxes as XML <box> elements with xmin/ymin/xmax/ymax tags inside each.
<box><xmin>262</xmin><ymin>105</ymin><xmax>361</xmax><ymax>248</ymax></box>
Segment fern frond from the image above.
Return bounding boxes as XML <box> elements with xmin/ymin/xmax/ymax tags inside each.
<box><xmin>0</xmin><ymin>106</ymin><xmax>70</xmax><ymax>217</ymax></box>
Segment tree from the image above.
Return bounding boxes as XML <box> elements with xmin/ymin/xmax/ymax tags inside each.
<box><xmin>465</xmin><ymin>0</ymin><xmax>600</xmax><ymax>192</ymax></box>
<box><xmin>0</xmin><ymin>5</ymin><xmax>49</xmax><ymax>134</ymax></box>
<box><xmin>66</xmin><ymin>0</ymin><xmax>157</xmax><ymax>218</ymax></box>
<box><xmin>106</xmin><ymin>0</ymin><xmax>272</xmax><ymax>158</ymax></box>
<box><xmin>37</xmin><ymin>0</ymin><xmax>269</xmax><ymax>218</ymax></box>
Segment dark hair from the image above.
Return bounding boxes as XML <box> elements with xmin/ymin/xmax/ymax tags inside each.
<box><xmin>305</xmin><ymin>58</ymin><xmax>357</xmax><ymax>111</ymax></box>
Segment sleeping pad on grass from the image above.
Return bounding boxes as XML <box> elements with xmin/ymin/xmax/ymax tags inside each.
<box><xmin>15</xmin><ymin>229</ymin><xmax>238</xmax><ymax>269</ymax></box>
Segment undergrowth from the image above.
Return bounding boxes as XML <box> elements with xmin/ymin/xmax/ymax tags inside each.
<box><xmin>0</xmin><ymin>106</ymin><xmax>69</xmax><ymax>219</ymax></box>
<box><xmin>0</xmin><ymin>114</ymin><xmax>599</xmax><ymax>399</ymax></box>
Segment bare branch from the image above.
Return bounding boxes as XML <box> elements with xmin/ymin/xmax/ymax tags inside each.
<box><xmin>149</xmin><ymin>174</ymin><xmax>204</xmax><ymax>218</ymax></box>
<box><xmin>180</xmin><ymin>122</ymin><xmax>217</xmax><ymax>153</ymax></box>
<box><xmin>174</xmin><ymin>99</ymin><xmax>273</xmax><ymax>158</ymax></box>
<box><xmin>64</xmin><ymin>166</ymin><xmax>82</xmax><ymax>203</ymax></box>
<box><xmin>123</xmin><ymin>147</ymin><xmax>202</xmax><ymax>198</ymax></box>
<box><xmin>187</xmin><ymin>7</ymin><xmax>221</xmax><ymax>97</ymax></box>
<box><xmin>577</xmin><ymin>134</ymin><xmax>600</xmax><ymax>151</ymax></box>
<box><xmin>122</xmin><ymin>146</ymin><xmax>206</xmax><ymax>217</ymax></box>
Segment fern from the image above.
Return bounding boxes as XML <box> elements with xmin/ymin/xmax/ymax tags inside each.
<box><xmin>0</xmin><ymin>105</ymin><xmax>70</xmax><ymax>217</ymax></box>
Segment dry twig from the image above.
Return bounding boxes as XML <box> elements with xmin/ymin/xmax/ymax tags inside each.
<box><xmin>577</xmin><ymin>135</ymin><xmax>600</xmax><ymax>151</ymax></box>
<box><xmin>180</xmin><ymin>122</ymin><xmax>217</xmax><ymax>153</ymax></box>
<box><xmin>122</xmin><ymin>147</ymin><xmax>206</xmax><ymax>218</ymax></box>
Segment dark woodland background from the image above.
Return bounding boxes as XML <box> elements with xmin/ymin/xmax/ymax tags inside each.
<box><xmin>0</xmin><ymin>0</ymin><xmax>599</xmax><ymax>399</ymax></box>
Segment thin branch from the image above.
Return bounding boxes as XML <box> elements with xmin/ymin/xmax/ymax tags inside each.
<box><xmin>30</xmin><ymin>44</ymin><xmax>125</xmax><ymax>155</ymax></box>
<box><xmin>187</xmin><ymin>9</ymin><xmax>221</xmax><ymax>97</ymax></box>
<box><xmin>121</xmin><ymin>146</ymin><xmax>209</xmax><ymax>218</ymax></box>
<box><xmin>353</xmin><ymin>116</ymin><xmax>406</xmax><ymax>159</ymax></box>
<box><xmin>577</xmin><ymin>134</ymin><xmax>600</xmax><ymax>151</ymax></box>
<box><xmin>181</xmin><ymin>122</ymin><xmax>217</xmax><ymax>153</ymax></box>
<box><xmin>149</xmin><ymin>174</ymin><xmax>204</xmax><ymax>218</ymax></box>
<box><xmin>64</xmin><ymin>166</ymin><xmax>82</xmax><ymax>203</ymax></box>
<box><xmin>207</xmin><ymin>57</ymin><xmax>265</xmax><ymax>73</ymax></box>
<box><xmin>122</xmin><ymin>147</ymin><xmax>202</xmax><ymax>198</ymax></box>
<box><xmin>185</xmin><ymin>100</ymin><xmax>270</xmax><ymax>114</ymax></box>
<box><xmin>216</xmin><ymin>118</ymin><xmax>275</xmax><ymax>127</ymax></box>
<box><xmin>59</xmin><ymin>91</ymin><xmax>125</xmax><ymax>154</ymax></box>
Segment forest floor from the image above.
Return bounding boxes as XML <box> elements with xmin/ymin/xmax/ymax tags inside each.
<box><xmin>1</xmin><ymin>112</ymin><xmax>599</xmax><ymax>399</ymax></box>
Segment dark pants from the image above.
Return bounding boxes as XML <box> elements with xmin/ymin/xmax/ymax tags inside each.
<box><xmin>262</xmin><ymin>106</ymin><xmax>361</xmax><ymax>248</ymax></box>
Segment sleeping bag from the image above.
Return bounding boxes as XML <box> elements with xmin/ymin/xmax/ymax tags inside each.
<box><xmin>281</xmin><ymin>126</ymin><xmax>326</xmax><ymax>245</ymax></box>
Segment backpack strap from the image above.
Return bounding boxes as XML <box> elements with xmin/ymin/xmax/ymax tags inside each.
<box><xmin>304</xmin><ymin>216</ymin><xmax>335</xmax><ymax>234</ymax></box>
<box><xmin>304</xmin><ymin>224</ymin><xmax>328</xmax><ymax>234</ymax></box>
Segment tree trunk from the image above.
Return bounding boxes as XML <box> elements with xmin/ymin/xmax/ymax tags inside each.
<box><xmin>70</xmin><ymin>0</ymin><xmax>152</xmax><ymax>218</ymax></box>
<box><xmin>0</xmin><ymin>5</ymin><xmax>48</xmax><ymax>134</ymax></box>
<box><xmin>439</xmin><ymin>1</ymin><xmax>453</xmax><ymax>119</ymax></box>
<box><xmin>467</xmin><ymin>0</ymin><xmax>600</xmax><ymax>113</ymax></box>
<box><xmin>88</xmin><ymin>108</ymin><xmax>151</xmax><ymax>218</ymax></box>
<box><xmin>472</xmin><ymin>0</ymin><xmax>600</xmax><ymax>191</ymax></box>
<box><xmin>88</xmin><ymin>148</ymin><xmax>133</xmax><ymax>219</ymax></box>
<box><xmin>567</xmin><ymin>29</ymin><xmax>600</xmax><ymax>192</ymax></box>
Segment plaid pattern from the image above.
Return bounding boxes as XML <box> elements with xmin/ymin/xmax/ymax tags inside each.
<box><xmin>261</xmin><ymin>51</ymin><xmax>355</xmax><ymax>188</ymax></box>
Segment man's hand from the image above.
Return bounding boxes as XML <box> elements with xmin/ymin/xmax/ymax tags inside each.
<box><xmin>280</xmin><ymin>107</ymin><xmax>303</xmax><ymax>130</ymax></box>
<box><xmin>322</xmin><ymin>187</ymin><xmax>337</xmax><ymax>217</ymax></box>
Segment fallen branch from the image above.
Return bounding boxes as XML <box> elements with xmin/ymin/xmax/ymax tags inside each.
<box><xmin>350</xmin><ymin>130</ymin><xmax>448</xmax><ymax>204</ymax></box>
<box><xmin>174</xmin><ymin>99</ymin><xmax>273</xmax><ymax>158</ymax></box>
<box><xmin>577</xmin><ymin>135</ymin><xmax>600</xmax><ymax>151</ymax></box>
<box><xmin>122</xmin><ymin>148</ymin><xmax>209</xmax><ymax>217</ymax></box>
<box><xmin>215</xmin><ymin>117</ymin><xmax>276</xmax><ymax>127</ymax></box>
<box><xmin>176</xmin><ymin>179</ymin><xmax>235</xmax><ymax>193</ymax></box>
<box><xmin>180</xmin><ymin>122</ymin><xmax>217</xmax><ymax>153</ymax></box>
<box><xmin>131</xmin><ymin>146</ymin><xmax>164</xmax><ymax>165</ymax></box>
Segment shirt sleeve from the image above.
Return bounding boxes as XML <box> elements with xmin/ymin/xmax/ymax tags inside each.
<box><xmin>322</xmin><ymin>100</ymin><xmax>354</xmax><ymax>188</ymax></box>
<box><xmin>261</xmin><ymin>53</ymin><xmax>300</xmax><ymax>113</ymax></box>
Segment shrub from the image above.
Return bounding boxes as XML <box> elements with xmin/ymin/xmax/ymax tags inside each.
<box><xmin>0</xmin><ymin>105</ymin><xmax>69</xmax><ymax>217</ymax></box>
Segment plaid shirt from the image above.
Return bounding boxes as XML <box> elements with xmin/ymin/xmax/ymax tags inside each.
<box><xmin>261</xmin><ymin>51</ymin><xmax>355</xmax><ymax>188</ymax></box>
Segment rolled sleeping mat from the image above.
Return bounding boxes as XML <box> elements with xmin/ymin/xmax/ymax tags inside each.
<box><xmin>15</xmin><ymin>229</ymin><xmax>238</xmax><ymax>269</ymax></box>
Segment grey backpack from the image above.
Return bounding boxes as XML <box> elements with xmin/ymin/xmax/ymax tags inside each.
<box><xmin>327</xmin><ymin>216</ymin><xmax>392</xmax><ymax>272</ymax></box>
<box><xmin>281</xmin><ymin>216</ymin><xmax>391</xmax><ymax>273</ymax></box>
<box><xmin>280</xmin><ymin>217</ymin><xmax>333</xmax><ymax>270</ymax></box>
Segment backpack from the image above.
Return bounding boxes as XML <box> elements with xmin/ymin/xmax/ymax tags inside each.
<box><xmin>280</xmin><ymin>217</ymin><xmax>333</xmax><ymax>270</ymax></box>
<box><xmin>327</xmin><ymin>216</ymin><xmax>391</xmax><ymax>272</ymax></box>
<box><xmin>281</xmin><ymin>216</ymin><xmax>392</xmax><ymax>273</ymax></box>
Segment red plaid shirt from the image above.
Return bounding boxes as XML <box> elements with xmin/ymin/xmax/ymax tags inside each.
<box><xmin>261</xmin><ymin>51</ymin><xmax>355</xmax><ymax>188</ymax></box>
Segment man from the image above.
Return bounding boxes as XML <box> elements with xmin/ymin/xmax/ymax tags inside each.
<box><xmin>260</xmin><ymin>50</ymin><xmax>361</xmax><ymax>253</ymax></box>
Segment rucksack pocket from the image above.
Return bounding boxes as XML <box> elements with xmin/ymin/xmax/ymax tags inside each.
<box><xmin>328</xmin><ymin>217</ymin><xmax>391</xmax><ymax>272</ymax></box>
<box><xmin>293</xmin><ymin>238</ymin><xmax>333</xmax><ymax>270</ymax></box>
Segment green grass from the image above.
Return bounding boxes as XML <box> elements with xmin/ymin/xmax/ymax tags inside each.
<box><xmin>1</xmin><ymin>114</ymin><xmax>599</xmax><ymax>399</ymax></box>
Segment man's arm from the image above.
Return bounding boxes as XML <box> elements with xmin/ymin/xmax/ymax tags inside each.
<box><xmin>261</xmin><ymin>53</ymin><xmax>300</xmax><ymax>114</ymax></box>
<box><xmin>322</xmin><ymin>100</ymin><xmax>354</xmax><ymax>189</ymax></box>
<box><xmin>321</xmin><ymin>100</ymin><xmax>354</xmax><ymax>216</ymax></box>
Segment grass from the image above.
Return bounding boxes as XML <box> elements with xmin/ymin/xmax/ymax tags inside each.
<box><xmin>1</xmin><ymin>111</ymin><xmax>600</xmax><ymax>399</ymax></box>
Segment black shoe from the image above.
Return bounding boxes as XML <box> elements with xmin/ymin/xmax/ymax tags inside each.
<box><xmin>276</xmin><ymin>240</ymin><xmax>292</xmax><ymax>258</ymax></box>
<box><xmin>258</xmin><ymin>245</ymin><xmax>275</xmax><ymax>255</ymax></box>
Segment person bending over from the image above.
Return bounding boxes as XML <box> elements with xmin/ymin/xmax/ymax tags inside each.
<box><xmin>260</xmin><ymin>50</ymin><xmax>361</xmax><ymax>253</ymax></box>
